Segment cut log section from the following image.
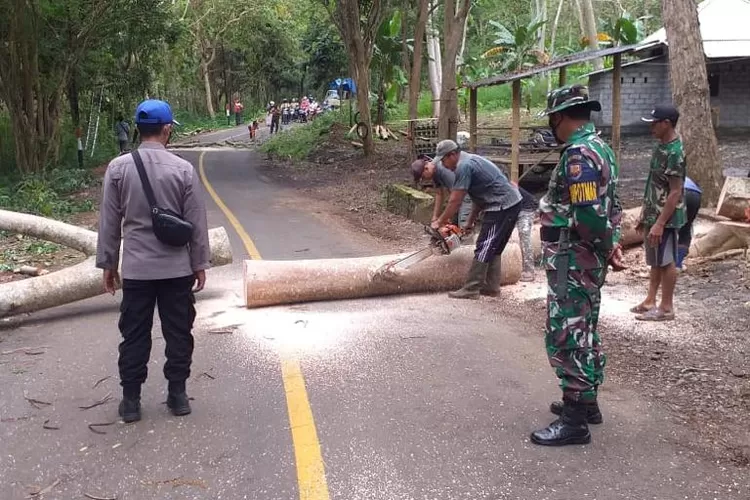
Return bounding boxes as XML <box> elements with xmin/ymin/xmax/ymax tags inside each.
<box><xmin>243</xmin><ymin>243</ymin><xmax>522</xmax><ymax>308</ymax></box>
<box><xmin>0</xmin><ymin>208</ymin><xmax>233</xmax><ymax>318</ymax></box>
<box><xmin>717</xmin><ymin>176</ymin><xmax>750</xmax><ymax>221</ymax></box>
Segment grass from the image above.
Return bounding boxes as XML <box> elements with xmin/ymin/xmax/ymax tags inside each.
<box><xmin>260</xmin><ymin>110</ymin><xmax>349</xmax><ymax>161</ymax></box>
<box><xmin>0</xmin><ymin>168</ymin><xmax>97</xmax><ymax>217</ymax></box>
<box><xmin>173</xmin><ymin>108</ymin><xmax>266</xmax><ymax>137</ymax></box>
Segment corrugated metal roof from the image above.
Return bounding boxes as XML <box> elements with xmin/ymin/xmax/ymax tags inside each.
<box><xmin>642</xmin><ymin>0</ymin><xmax>750</xmax><ymax>58</ymax></box>
<box><xmin>582</xmin><ymin>55</ymin><xmax>664</xmax><ymax>78</ymax></box>
<box><xmin>463</xmin><ymin>42</ymin><xmax>659</xmax><ymax>89</ymax></box>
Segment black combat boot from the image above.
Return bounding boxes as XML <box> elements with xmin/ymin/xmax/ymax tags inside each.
<box><xmin>530</xmin><ymin>400</ymin><xmax>591</xmax><ymax>446</ymax></box>
<box><xmin>119</xmin><ymin>397</ymin><xmax>142</xmax><ymax>423</ymax></box>
<box><xmin>480</xmin><ymin>256</ymin><xmax>502</xmax><ymax>297</ymax></box>
<box><xmin>549</xmin><ymin>400</ymin><xmax>603</xmax><ymax>424</ymax></box>
<box><xmin>449</xmin><ymin>259</ymin><xmax>489</xmax><ymax>300</ymax></box>
<box><xmin>167</xmin><ymin>381</ymin><xmax>191</xmax><ymax>417</ymax></box>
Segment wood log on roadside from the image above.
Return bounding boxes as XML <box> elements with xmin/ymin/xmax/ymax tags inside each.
<box><xmin>717</xmin><ymin>176</ymin><xmax>750</xmax><ymax>221</ymax></box>
<box><xmin>0</xmin><ymin>208</ymin><xmax>233</xmax><ymax>318</ymax></box>
<box><xmin>690</xmin><ymin>223</ymin><xmax>746</xmax><ymax>257</ymax></box>
<box><xmin>243</xmin><ymin>242</ymin><xmax>522</xmax><ymax>308</ymax></box>
<box><xmin>530</xmin><ymin>207</ymin><xmax>643</xmax><ymax>259</ymax></box>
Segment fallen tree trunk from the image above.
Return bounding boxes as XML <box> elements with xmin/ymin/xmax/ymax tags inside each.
<box><xmin>0</xmin><ymin>208</ymin><xmax>233</xmax><ymax>318</ymax></box>
<box><xmin>243</xmin><ymin>243</ymin><xmax>522</xmax><ymax>308</ymax></box>
<box><xmin>530</xmin><ymin>207</ymin><xmax>643</xmax><ymax>259</ymax></box>
<box><xmin>717</xmin><ymin>176</ymin><xmax>750</xmax><ymax>221</ymax></box>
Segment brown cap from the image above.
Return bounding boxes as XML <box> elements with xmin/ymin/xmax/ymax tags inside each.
<box><xmin>411</xmin><ymin>159</ymin><xmax>427</xmax><ymax>182</ymax></box>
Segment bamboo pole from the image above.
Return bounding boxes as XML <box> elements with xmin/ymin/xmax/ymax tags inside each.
<box><xmin>469</xmin><ymin>87</ymin><xmax>478</xmax><ymax>152</ymax></box>
<box><xmin>510</xmin><ymin>80</ymin><xmax>522</xmax><ymax>183</ymax></box>
<box><xmin>558</xmin><ymin>67</ymin><xmax>567</xmax><ymax>86</ymax></box>
<box><xmin>612</xmin><ymin>53</ymin><xmax>623</xmax><ymax>163</ymax></box>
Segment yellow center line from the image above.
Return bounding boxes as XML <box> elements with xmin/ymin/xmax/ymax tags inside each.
<box><xmin>198</xmin><ymin>151</ymin><xmax>330</xmax><ymax>500</ymax></box>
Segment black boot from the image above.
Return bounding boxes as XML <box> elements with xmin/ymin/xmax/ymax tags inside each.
<box><xmin>449</xmin><ymin>259</ymin><xmax>489</xmax><ymax>300</ymax></box>
<box><xmin>167</xmin><ymin>381</ymin><xmax>191</xmax><ymax>416</ymax></box>
<box><xmin>549</xmin><ymin>400</ymin><xmax>603</xmax><ymax>424</ymax></box>
<box><xmin>480</xmin><ymin>256</ymin><xmax>502</xmax><ymax>297</ymax></box>
<box><xmin>531</xmin><ymin>401</ymin><xmax>591</xmax><ymax>446</ymax></box>
<box><xmin>118</xmin><ymin>397</ymin><xmax>141</xmax><ymax>423</ymax></box>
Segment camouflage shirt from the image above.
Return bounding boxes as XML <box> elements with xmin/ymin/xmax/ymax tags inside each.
<box><xmin>640</xmin><ymin>138</ymin><xmax>686</xmax><ymax>229</ymax></box>
<box><xmin>539</xmin><ymin>122</ymin><xmax>622</xmax><ymax>270</ymax></box>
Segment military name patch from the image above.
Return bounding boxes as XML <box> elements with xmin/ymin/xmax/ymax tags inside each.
<box><xmin>569</xmin><ymin>181</ymin><xmax>598</xmax><ymax>205</ymax></box>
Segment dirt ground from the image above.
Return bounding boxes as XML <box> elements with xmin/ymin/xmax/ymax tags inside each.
<box><xmin>261</xmin><ymin>122</ymin><xmax>750</xmax><ymax>466</ymax></box>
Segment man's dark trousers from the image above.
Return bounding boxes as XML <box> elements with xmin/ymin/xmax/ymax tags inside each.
<box><xmin>118</xmin><ymin>275</ymin><xmax>196</xmax><ymax>397</ymax></box>
<box><xmin>474</xmin><ymin>202</ymin><xmax>522</xmax><ymax>263</ymax></box>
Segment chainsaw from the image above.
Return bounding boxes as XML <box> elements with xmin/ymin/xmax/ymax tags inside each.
<box><xmin>374</xmin><ymin>224</ymin><xmax>465</xmax><ymax>277</ymax></box>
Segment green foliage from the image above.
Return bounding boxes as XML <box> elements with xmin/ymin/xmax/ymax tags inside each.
<box><xmin>0</xmin><ymin>168</ymin><xmax>97</xmax><ymax>217</ymax></box>
<box><xmin>601</xmin><ymin>13</ymin><xmax>650</xmax><ymax>46</ymax></box>
<box><xmin>260</xmin><ymin>111</ymin><xmax>348</xmax><ymax>161</ymax></box>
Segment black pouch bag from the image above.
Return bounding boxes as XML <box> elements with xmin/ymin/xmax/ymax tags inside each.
<box><xmin>131</xmin><ymin>150</ymin><xmax>193</xmax><ymax>247</ymax></box>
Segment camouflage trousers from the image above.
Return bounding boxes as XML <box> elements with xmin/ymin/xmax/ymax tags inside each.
<box><xmin>516</xmin><ymin>210</ymin><xmax>535</xmax><ymax>273</ymax></box>
<box><xmin>545</xmin><ymin>267</ymin><xmax>606</xmax><ymax>403</ymax></box>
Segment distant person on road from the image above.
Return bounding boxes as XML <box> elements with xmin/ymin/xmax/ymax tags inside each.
<box><xmin>631</xmin><ymin>104</ymin><xmax>686</xmax><ymax>322</ymax></box>
<box><xmin>233</xmin><ymin>98</ymin><xmax>244</xmax><ymax>126</ymax></box>
<box><xmin>270</xmin><ymin>103</ymin><xmax>281</xmax><ymax>134</ymax></box>
<box><xmin>677</xmin><ymin>176</ymin><xmax>702</xmax><ymax>269</ymax></box>
<box><xmin>96</xmin><ymin>99</ymin><xmax>210</xmax><ymax>424</ymax></box>
<box><xmin>431</xmin><ymin>140</ymin><xmax>522</xmax><ymax>300</ymax></box>
<box><xmin>115</xmin><ymin>115</ymin><xmax>130</xmax><ymax>154</ymax></box>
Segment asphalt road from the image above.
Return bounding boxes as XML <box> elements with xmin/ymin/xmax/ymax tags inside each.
<box><xmin>1</xmin><ymin>147</ymin><xmax>748</xmax><ymax>499</ymax></box>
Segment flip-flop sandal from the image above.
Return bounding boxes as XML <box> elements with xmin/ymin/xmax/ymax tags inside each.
<box><xmin>635</xmin><ymin>308</ymin><xmax>675</xmax><ymax>322</ymax></box>
<box><xmin>629</xmin><ymin>304</ymin><xmax>652</xmax><ymax>314</ymax></box>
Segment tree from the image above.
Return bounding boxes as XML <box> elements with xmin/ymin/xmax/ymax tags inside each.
<box><xmin>576</xmin><ymin>0</ymin><xmax>602</xmax><ymax>70</ymax></box>
<box><xmin>0</xmin><ymin>0</ymin><xmax>162</xmax><ymax>174</ymax></box>
<box><xmin>438</xmin><ymin>0</ymin><xmax>471</xmax><ymax>140</ymax></box>
<box><xmin>408</xmin><ymin>0</ymin><xmax>430</xmax><ymax>120</ymax></box>
<box><xmin>324</xmin><ymin>0</ymin><xmax>392</xmax><ymax>156</ymax></box>
<box><xmin>661</xmin><ymin>0</ymin><xmax>723</xmax><ymax>204</ymax></box>
<box><xmin>425</xmin><ymin>0</ymin><xmax>442</xmax><ymax>118</ymax></box>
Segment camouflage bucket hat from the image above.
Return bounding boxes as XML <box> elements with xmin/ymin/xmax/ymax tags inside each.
<box><xmin>539</xmin><ymin>84</ymin><xmax>602</xmax><ymax>117</ymax></box>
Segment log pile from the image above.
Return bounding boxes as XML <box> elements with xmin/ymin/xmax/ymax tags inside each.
<box><xmin>0</xmin><ymin>209</ymin><xmax>233</xmax><ymax>318</ymax></box>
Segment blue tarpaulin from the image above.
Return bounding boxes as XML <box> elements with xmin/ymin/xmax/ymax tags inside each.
<box><xmin>329</xmin><ymin>78</ymin><xmax>356</xmax><ymax>95</ymax></box>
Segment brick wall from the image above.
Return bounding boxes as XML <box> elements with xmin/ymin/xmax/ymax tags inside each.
<box><xmin>588</xmin><ymin>56</ymin><xmax>671</xmax><ymax>130</ymax></box>
<box><xmin>588</xmin><ymin>55</ymin><xmax>750</xmax><ymax>130</ymax></box>
<box><xmin>711</xmin><ymin>59</ymin><xmax>750</xmax><ymax>128</ymax></box>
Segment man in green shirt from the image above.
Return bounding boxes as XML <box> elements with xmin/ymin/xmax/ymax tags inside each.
<box><xmin>632</xmin><ymin>104</ymin><xmax>686</xmax><ymax>322</ymax></box>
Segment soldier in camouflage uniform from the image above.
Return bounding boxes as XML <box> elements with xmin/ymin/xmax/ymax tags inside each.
<box><xmin>530</xmin><ymin>84</ymin><xmax>623</xmax><ymax>447</ymax></box>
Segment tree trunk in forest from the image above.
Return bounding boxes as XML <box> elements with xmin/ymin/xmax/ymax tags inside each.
<box><xmin>400</xmin><ymin>0</ymin><xmax>411</xmax><ymax>104</ymax></box>
<box><xmin>201</xmin><ymin>59</ymin><xmax>216</xmax><ymax>118</ymax></box>
<box><xmin>408</xmin><ymin>0</ymin><xmax>430</xmax><ymax>120</ymax></box>
<box><xmin>438</xmin><ymin>0</ymin><xmax>471</xmax><ymax>140</ymax></box>
<box><xmin>661</xmin><ymin>0</ymin><xmax>723</xmax><ymax>205</ymax></box>
<box><xmin>578</xmin><ymin>0</ymin><xmax>603</xmax><ymax>70</ymax></box>
<box><xmin>547</xmin><ymin>0</ymin><xmax>565</xmax><ymax>92</ymax></box>
<box><xmin>243</xmin><ymin>243</ymin><xmax>522</xmax><ymax>308</ymax></box>
<box><xmin>426</xmin><ymin>1</ymin><xmax>442</xmax><ymax>118</ymax></box>
<box><xmin>326</xmin><ymin>0</ymin><xmax>390</xmax><ymax>157</ymax></box>
<box><xmin>535</xmin><ymin>0</ymin><xmax>548</xmax><ymax>51</ymax></box>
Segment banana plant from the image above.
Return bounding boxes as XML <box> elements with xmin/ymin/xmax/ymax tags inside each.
<box><xmin>372</xmin><ymin>10</ymin><xmax>408</xmax><ymax>123</ymax></box>
<box><xmin>481</xmin><ymin>18</ymin><xmax>549</xmax><ymax>73</ymax></box>
<box><xmin>598</xmin><ymin>13</ymin><xmax>650</xmax><ymax>47</ymax></box>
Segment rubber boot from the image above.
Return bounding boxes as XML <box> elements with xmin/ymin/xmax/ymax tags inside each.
<box><xmin>530</xmin><ymin>400</ymin><xmax>591</xmax><ymax>446</ymax></box>
<box><xmin>549</xmin><ymin>400</ymin><xmax>603</xmax><ymax>424</ymax></box>
<box><xmin>449</xmin><ymin>260</ymin><xmax>489</xmax><ymax>300</ymax></box>
<box><xmin>480</xmin><ymin>256</ymin><xmax>502</xmax><ymax>297</ymax></box>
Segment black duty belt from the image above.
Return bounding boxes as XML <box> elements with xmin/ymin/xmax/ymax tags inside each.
<box><xmin>540</xmin><ymin>226</ymin><xmax>579</xmax><ymax>243</ymax></box>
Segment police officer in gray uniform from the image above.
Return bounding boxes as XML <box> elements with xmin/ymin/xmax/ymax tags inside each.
<box><xmin>97</xmin><ymin>99</ymin><xmax>210</xmax><ymax>423</ymax></box>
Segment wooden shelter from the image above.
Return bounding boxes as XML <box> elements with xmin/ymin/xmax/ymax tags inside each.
<box><xmin>462</xmin><ymin>42</ymin><xmax>659</xmax><ymax>182</ymax></box>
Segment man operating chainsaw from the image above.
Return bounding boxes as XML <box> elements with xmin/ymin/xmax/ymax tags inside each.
<box><xmin>431</xmin><ymin>140</ymin><xmax>522</xmax><ymax>299</ymax></box>
<box><xmin>411</xmin><ymin>157</ymin><xmax>472</xmax><ymax>226</ymax></box>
